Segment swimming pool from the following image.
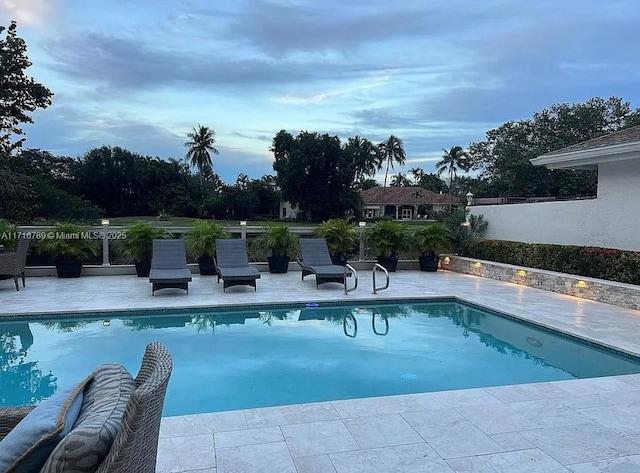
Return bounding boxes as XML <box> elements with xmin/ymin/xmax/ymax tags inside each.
<box><xmin>2</xmin><ymin>299</ymin><xmax>640</xmax><ymax>416</ymax></box>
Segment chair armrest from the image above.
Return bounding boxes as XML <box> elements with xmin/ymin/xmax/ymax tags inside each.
<box><xmin>0</xmin><ymin>406</ymin><xmax>36</xmax><ymax>440</ymax></box>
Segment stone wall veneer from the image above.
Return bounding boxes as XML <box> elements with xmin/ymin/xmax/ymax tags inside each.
<box><xmin>442</xmin><ymin>256</ymin><xmax>640</xmax><ymax>311</ymax></box>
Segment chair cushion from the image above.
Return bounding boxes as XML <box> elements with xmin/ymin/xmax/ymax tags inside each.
<box><xmin>41</xmin><ymin>363</ymin><xmax>136</xmax><ymax>473</ymax></box>
<box><xmin>0</xmin><ymin>380</ymin><xmax>87</xmax><ymax>473</ymax></box>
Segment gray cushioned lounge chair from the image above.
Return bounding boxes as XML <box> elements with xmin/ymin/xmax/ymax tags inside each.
<box><xmin>0</xmin><ymin>342</ymin><xmax>173</xmax><ymax>473</ymax></box>
<box><xmin>149</xmin><ymin>239</ymin><xmax>192</xmax><ymax>295</ymax></box>
<box><xmin>298</xmin><ymin>238</ymin><xmax>351</xmax><ymax>289</ymax></box>
<box><xmin>214</xmin><ymin>239</ymin><xmax>260</xmax><ymax>292</ymax></box>
<box><xmin>0</xmin><ymin>237</ymin><xmax>30</xmax><ymax>291</ymax></box>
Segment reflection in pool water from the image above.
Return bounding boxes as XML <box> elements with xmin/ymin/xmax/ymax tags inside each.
<box><xmin>2</xmin><ymin>300</ymin><xmax>640</xmax><ymax>416</ymax></box>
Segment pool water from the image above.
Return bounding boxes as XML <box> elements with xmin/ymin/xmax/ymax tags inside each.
<box><xmin>2</xmin><ymin>300</ymin><xmax>640</xmax><ymax>416</ymax></box>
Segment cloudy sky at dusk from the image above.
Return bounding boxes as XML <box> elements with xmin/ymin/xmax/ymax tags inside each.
<box><xmin>2</xmin><ymin>0</ymin><xmax>639</xmax><ymax>183</ymax></box>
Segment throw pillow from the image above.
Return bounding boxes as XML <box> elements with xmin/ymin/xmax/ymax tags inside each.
<box><xmin>0</xmin><ymin>378</ymin><xmax>88</xmax><ymax>473</ymax></box>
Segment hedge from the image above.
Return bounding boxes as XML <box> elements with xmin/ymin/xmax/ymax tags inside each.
<box><xmin>461</xmin><ymin>240</ymin><xmax>640</xmax><ymax>286</ymax></box>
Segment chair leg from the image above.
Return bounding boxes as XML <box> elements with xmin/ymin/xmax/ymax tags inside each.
<box><xmin>14</xmin><ymin>276</ymin><xmax>19</xmax><ymax>291</ymax></box>
<box><xmin>21</xmin><ymin>271</ymin><xmax>25</xmax><ymax>287</ymax></box>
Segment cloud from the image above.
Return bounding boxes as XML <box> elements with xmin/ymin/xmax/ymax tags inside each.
<box><xmin>0</xmin><ymin>0</ymin><xmax>59</xmax><ymax>26</ymax></box>
<box><xmin>274</xmin><ymin>76</ymin><xmax>389</xmax><ymax>105</ymax></box>
<box><xmin>42</xmin><ymin>33</ymin><xmax>323</xmax><ymax>91</ymax></box>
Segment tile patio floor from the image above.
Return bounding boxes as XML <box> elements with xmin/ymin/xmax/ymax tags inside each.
<box><xmin>2</xmin><ymin>269</ymin><xmax>640</xmax><ymax>472</ymax></box>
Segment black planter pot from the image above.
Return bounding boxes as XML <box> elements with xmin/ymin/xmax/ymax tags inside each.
<box><xmin>134</xmin><ymin>260</ymin><xmax>151</xmax><ymax>277</ymax></box>
<box><xmin>376</xmin><ymin>254</ymin><xmax>398</xmax><ymax>272</ymax></box>
<box><xmin>268</xmin><ymin>255</ymin><xmax>290</xmax><ymax>274</ymax></box>
<box><xmin>331</xmin><ymin>253</ymin><xmax>348</xmax><ymax>266</ymax></box>
<box><xmin>418</xmin><ymin>253</ymin><xmax>439</xmax><ymax>272</ymax></box>
<box><xmin>197</xmin><ymin>255</ymin><xmax>217</xmax><ymax>275</ymax></box>
<box><xmin>55</xmin><ymin>258</ymin><xmax>83</xmax><ymax>278</ymax></box>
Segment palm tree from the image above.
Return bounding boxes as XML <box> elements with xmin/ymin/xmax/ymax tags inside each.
<box><xmin>377</xmin><ymin>135</ymin><xmax>406</xmax><ymax>189</ymax></box>
<box><xmin>184</xmin><ymin>125</ymin><xmax>219</xmax><ymax>174</ymax></box>
<box><xmin>436</xmin><ymin>146</ymin><xmax>470</xmax><ymax>209</ymax></box>
<box><xmin>390</xmin><ymin>173</ymin><xmax>411</xmax><ymax>187</ymax></box>
<box><xmin>345</xmin><ymin>136</ymin><xmax>381</xmax><ymax>186</ymax></box>
<box><xmin>409</xmin><ymin>167</ymin><xmax>424</xmax><ymax>186</ymax></box>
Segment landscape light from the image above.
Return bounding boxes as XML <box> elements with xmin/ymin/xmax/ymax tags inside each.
<box><xmin>101</xmin><ymin>219</ymin><xmax>110</xmax><ymax>225</ymax></box>
<box><xmin>473</xmin><ymin>262</ymin><xmax>482</xmax><ymax>268</ymax></box>
<box><xmin>239</xmin><ymin>221</ymin><xmax>247</xmax><ymax>226</ymax></box>
<box><xmin>358</xmin><ymin>221</ymin><xmax>366</xmax><ymax>227</ymax></box>
<box><xmin>443</xmin><ymin>256</ymin><xmax>451</xmax><ymax>265</ymax></box>
<box><xmin>517</xmin><ymin>270</ymin><xmax>526</xmax><ymax>277</ymax></box>
<box><xmin>576</xmin><ymin>280</ymin><xmax>587</xmax><ymax>288</ymax></box>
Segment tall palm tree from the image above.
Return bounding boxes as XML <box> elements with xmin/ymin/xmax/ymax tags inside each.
<box><xmin>377</xmin><ymin>135</ymin><xmax>406</xmax><ymax>189</ymax></box>
<box><xmin>345</xmin><ymin>135</ymin><xmax>381</xmax><ymax>185</ymax></box>
<box><xmin>435</xmin><ymin>145</ymin><xmax>470</xmax><ymax>209</ymax></box>
<box><xmin>377</xmin><ymin>135</ymin><xmax>406</xmax><ymax>217</ymax></box>
<box><xmin>184</xmin><ymin>125</ymin><xmax>219</xmax><ymax>174</ymax></box>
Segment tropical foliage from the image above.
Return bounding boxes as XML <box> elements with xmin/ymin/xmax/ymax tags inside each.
<box><xmin>185</xmin><ymin>221</ymin><xmax>229</xmax><ymax>258</ymax></box>
<box><xmin>252</xmin><ymin>223</ymin><xmax>298</xmax><ymax>257</ymax></box>
<box><xmin>412</xmin><ymin>223</ymin><xmax>452</xmax><ymax>256</ymax></box>
<box><xmin>462</xmin><ymin>240</ymin><xmax>640</xmax><ymax>285</ymax></box>
<box><xmin>36</xmin><ymin>223</ymin><xmax>99</xmax><ymax>260</ymax></box>
<box><xmin>377</xmin><ymin>135</ymin><xmax>406</xmax><ymax>189</ymax></box>
<box><xmin>436</xmin><ymin>146</ymin><xmax>470</xmax><ymax>208</ymax></box>
<box><xmin>184</xmin><ymin>124</ymin><xmax>219</xmax><ymax>174</ymax></box>
<box><xmin>116</xmin><ymin>222</ymin><xmax>172</xmax><ymax>261</ymax></box>
<box><xmin>313</xmin><ymin>218</ymin><xmax>358</xmax><ymax>256</ymax></box>
<box><xmin>364</xmin><ymin>220</ymin><xmax>410</xmax><ymax>257</ymax></box>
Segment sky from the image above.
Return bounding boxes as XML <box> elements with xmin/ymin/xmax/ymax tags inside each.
<box><xmin>2</xmin><ymin>0</ymin><xmax>640</xmax><ymax>184</ymax></box>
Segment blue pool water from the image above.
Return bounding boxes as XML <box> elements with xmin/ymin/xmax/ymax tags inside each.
<box><xmin>2</xmin><ymin>300</ymin><xmax>640</xmax><ymax>416</ymax></box>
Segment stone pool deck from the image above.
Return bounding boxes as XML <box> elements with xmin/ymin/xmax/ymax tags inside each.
<box><xmin>2</xmin><ymin>270</ymin><xmax>640</xmax><ymax>472</ymax></box>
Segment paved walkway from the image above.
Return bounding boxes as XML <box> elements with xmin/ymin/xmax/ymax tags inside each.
<box><xmin>2</xmin><ymin>270</ymin><xmax>640</xmax><ymax>472</ymax></box>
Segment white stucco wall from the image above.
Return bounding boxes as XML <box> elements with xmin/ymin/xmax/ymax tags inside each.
<box><xmin>469</xmin><ymin>159</ymin><xmax>640</xmax><ymax>251</ymax></box>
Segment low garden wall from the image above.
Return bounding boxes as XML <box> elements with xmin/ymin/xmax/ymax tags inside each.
<box><xmin>443</xmin><ymin>255</ymin><xmax>640</xmax><ymax>311</ymax></box>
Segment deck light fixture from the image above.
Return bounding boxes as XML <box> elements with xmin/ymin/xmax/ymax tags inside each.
<box><xmin>443</xmin><ymin>256</ymin><xmax>451</xmax><ymax>265</ymax></box>
<box><xmin>576</xmin><ymin>280</ymin><xmax>587</xmax><ymax>288</ymax></box>
<box><xmin>473</xmin><ymin>262</ymin><xmax>482</xmax><ymax>268</ymax></box>
<box><xmin>101</xmin><ymin>219</ymin><xmax>110</xmax><ymax>226</ymax></box>
<box><xmin>517</xmin><ymin>270</ymin><xmax>526</xmax><ymax>277</ymax></box>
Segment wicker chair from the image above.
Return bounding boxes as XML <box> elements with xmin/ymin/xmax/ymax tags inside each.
<box><xmin>0</xmin><ymin>342</ymin><xmax>173</xmax><ymax>473</ymax></box>
<box><xmin>0</xmin><ymin>237</ymin><xmax>30</xmax><ymax>291</ymax></box>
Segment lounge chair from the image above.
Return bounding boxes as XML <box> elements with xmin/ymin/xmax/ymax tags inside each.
<box><xmin>149</xmin><ymin>239</ymin><xmax>192</xmax><ymax>295</ymax></box>
<box><xmin>0</xmin><ymin>342</ymin><xmax>172</xmax><ymax>473</ymax></box>
<box><xmin>0</xmin><ymin>237</ymin><xmax>30</xmax><ymax>291</ymax></box>
<box><xmin>297</xmin><ymin>238</ymin><xmax>352</xmax><ymax>289</ymax></box>
<box><xmin>214</xmin><ymin>239</ymin><xmax>260</xmax><ymax>292</ymax></box>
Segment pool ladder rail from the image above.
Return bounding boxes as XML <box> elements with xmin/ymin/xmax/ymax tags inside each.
<box><xmin>372</xmin><ymin>263</ymin><xmax>390</xmax><ymax>294</ymax></box>
<box><xmin>343</xmin><ymin>264</ymin><xmax>358</xmax><ymax>295</ymax></box>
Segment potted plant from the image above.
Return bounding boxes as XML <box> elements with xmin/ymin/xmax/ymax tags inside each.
<box><xmin>37</xmin><ymin>223</ymin><xmax>99</xmax><ymax>278</ymax></box>
<box><xmin>364</xmin><ymin>220</ymin><xmax>410</xmax><ymax>272</ymax></box>
<box><xmin>252</xmin><ymin>223</ymin><xmax>298</xmax><ymax>273</ymax></box>
<box><xmin>117</xmin><ymin>222</ymin><xmax>171</xmax><ymax>277</ymax></box>
<box><xmin>185</xmin><ymin>221</ymin><xmax>229</xmax><ymax>275</ymax></box>
<box><xmin>412</xmin><ymin>223</ymin><xmax>452</xmax><ymax>272</ymax></box>
<box><xmin>313</xmin><ymin>218</ymin><xmax>357</xmax><ymax>266</ymax></box>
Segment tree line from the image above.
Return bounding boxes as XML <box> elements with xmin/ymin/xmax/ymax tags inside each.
<box><xmin>2</xmin><ymin>21</ymin><xmax>640</xmax><ymax>224</ymax></box>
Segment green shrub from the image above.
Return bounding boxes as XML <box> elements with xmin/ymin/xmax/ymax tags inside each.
<box><xmin>461</xmin><ymin>240</ymin><xmax>640</xmax><ymax>285</ymax></box>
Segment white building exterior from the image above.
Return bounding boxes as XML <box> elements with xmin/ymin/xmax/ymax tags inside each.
<box><xmin>469</xmin><ymin>126</ymin><xmax>640</xmax><ymax>251</ymax></box>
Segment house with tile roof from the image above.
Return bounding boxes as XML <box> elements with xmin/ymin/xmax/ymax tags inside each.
<box><xmin>360</xmin><ymin>187</ymin><xmax>462</xmax><ymax>220</ymax></box>
<box><xmin>470</xmin><ymin>125</ymin><xmax>640</xmax><ymax>251</ymax></box>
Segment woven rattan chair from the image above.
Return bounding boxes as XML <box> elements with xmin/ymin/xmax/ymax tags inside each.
<box><xmin>0</xmin><ymin>237</ymin><xmax>30</xmax><ymax>291</ymax></box>
<box><xmin>0</xmin><ymin>342</ymin><xmax>173</xmax><ymax>473</ymax></box>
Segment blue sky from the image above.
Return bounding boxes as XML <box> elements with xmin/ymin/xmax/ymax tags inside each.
<box><xmin>2</xmin><ymin>0</ymin><xmax>639</xmax><ymax>183</ymax></box>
